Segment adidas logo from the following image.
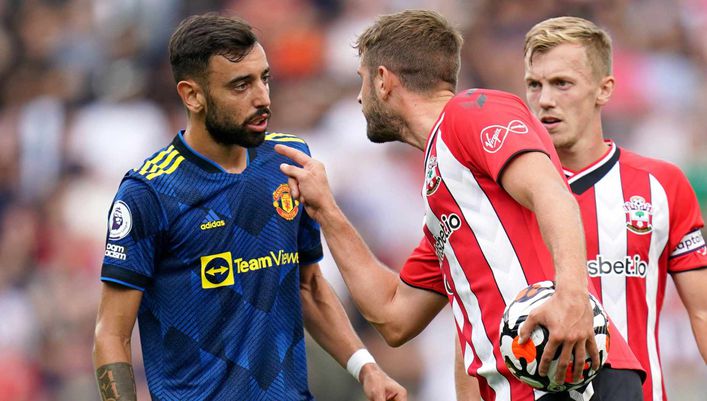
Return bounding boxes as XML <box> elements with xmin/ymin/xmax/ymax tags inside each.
<box><xmin>201</xmin><ymin>210</ymin><xmax>226</xmax><ymax>231</ymax></box>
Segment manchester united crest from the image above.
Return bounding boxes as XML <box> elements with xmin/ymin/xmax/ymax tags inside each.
<box><xmin>273</xmin><ymin>184</ymin><xmax>300</xmax><ymax>220</ymax></box>
<box><xmin>425</xmin><ymin>155</ymin><xmax>442</xmax><ymax>196</ymax></box>
<box><xmin>623</xmin><ymin>195</ymin><xmax>653</xmax><ymax>235</ymax></box>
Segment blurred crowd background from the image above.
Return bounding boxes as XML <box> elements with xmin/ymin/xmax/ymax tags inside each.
<box><xmin>0</xmin><ymin>0</ymin><xmax>706</xmax><ymax>400</ymax></box>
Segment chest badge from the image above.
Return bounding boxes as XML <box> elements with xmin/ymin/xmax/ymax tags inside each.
<box><xmin>273</xmin><ymin>184</ymin><xmax>300</xmax><ymax>221</ymax></box>
<box><xmin>623</xmin><ymin>195</ymin><xmax>653</xmax><ymax>234</ymax></box>
<box><xmin>425</xmin><ymin>155</ymin><xmax>442</xmax><ymax>196</ymax></box>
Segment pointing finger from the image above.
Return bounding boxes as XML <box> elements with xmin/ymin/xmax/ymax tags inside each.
<box><xmin>287</xmin><ymin>177</ymin><xmax>300</xmax><ymax>200</ymax></box>
<box><xmin>274</xmin><ymin>144</ymin><xmax>311</xmax><ymax>165</ymax></box>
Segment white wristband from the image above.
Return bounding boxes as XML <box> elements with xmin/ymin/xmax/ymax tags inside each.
<box><xmin>346</xmin><ymin>348</ymin><xmax>376</xmax><ymax>382</ymax></box>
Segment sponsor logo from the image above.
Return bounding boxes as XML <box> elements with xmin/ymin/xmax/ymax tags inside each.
<box><xmin>587</xmin><ymin>254</ymin><xmax>648</xmax><ymax>278</ymax></box>
<box><xmin>200</xmin><ymin>249</ymin><xmax>300</xmax><ymax>288</ymax></box>
<box><xmin>235</xmin><ymin>250</ymin><xmax>299</xmax><ymax>274</ymax></box>
<box><xmin>670</xmin><ymin>230</ymin><xmax>706</xmax><ymax>258</ymax></box>
<box><xmin>200</xmin><ymin>210</ymin><xmax>226</xmax><ymax>231</ymax></box>
<box><xmin>623</xmin><ymin>195</ymin><xmax>653</xmax><ymax>234</ymax></box>
<box><xmin>105</xmin><ymin>243</ymin><xmax>127</xmax><ymax>260</ymax></box>
<box><xmin>432</xmin><ymin>213</ymin><xmax>462</xmax><ymax>261</ymax></box>
<box><xmin>201</xmin><ymin>252</ymin><xmax>235</xmax><ymax>289</ymax></box>
<box><xmin>108</xmin><ymin>201</ymin><xmax>132</xmax><ymax>240</ymax></box>
<box><xmin>425</xmin><ymin>155</ymin><xmax>442</xmax><ymax>196</ymax></box>
<box><xmin>273</xmin><ymin>184</ymin><xmax>299</xmax><ymax>220</ymax></box>
<box><xmin>480</xmin><ymin>120</ymin><xmax>528</xmax><ymax>153</ymax></box>
<box><xmin>200</xmin><ymin>220</ymin><xmax>225</xmax><ymax>230</ymax></box>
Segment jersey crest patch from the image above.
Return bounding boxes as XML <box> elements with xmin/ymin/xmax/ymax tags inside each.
<box><xmin>425</xmin><ymin>155</ymin><xmax>442</xmax><ymax>196</ymax></box>
<box><xmin>108</xmin><ymin>201</ymin><xmax>133</xmax><ymax>240</ymax></box>
<box><xmin>273</xmin><ymin>184</ymin><xmax>300</xmax><ymax>220</ymax></box>
<box><xmin>623</xmin><ymin>195</ymin><xmax>653</xmax><ymax>234</ymax></box>
<box><xmin>480</xmin><ymin>120</ymin><xmax>528</xmax><ymax>153</ymax></box>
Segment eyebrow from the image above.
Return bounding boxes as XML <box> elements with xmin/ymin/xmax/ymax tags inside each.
<box><xmin>226</xmin><ymin>68</ymin><xmax>270</xmax><ymax>87</ymax></box>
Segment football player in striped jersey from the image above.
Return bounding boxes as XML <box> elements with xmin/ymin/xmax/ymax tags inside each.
<box><xmin>278</xmin><ymin>9</ymin><xmax>645</xmax><ymax>401</ymax></box>
<box><xmin>522</xmin><ymin>16</ymin><xmax>707</xmax><ymax>401</ymax></box>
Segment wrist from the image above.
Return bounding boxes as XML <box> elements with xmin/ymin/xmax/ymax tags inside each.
<box><xmin>346</xmin><ymin>348</ymin><xmax>376</xmax><ymax>382</ymax></box>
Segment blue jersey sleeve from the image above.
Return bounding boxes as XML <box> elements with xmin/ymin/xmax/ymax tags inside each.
<box><xmin>294</xmin><ymin>142</ymin><xmax>323</xmax><ymax>265</ymax></box>
<box><xmin>297</xmin><ymin>210</ymin><xmax>323</xmax><ymax>265</ymax></box>
<box><xmin>101</xmin><ymin>178</ymin><xmax>166</xmax><ymax>291</ymax></box>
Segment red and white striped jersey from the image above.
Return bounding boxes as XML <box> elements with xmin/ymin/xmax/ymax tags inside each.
<box><xmin>565</xmin><ymin>140</ymin><xmax>707</xmax><ymax>401</ymax></box>
<box><xmin>400</xmin><ymin>89</ymin><xmax>643</xmax><ymax>401</ymax></box>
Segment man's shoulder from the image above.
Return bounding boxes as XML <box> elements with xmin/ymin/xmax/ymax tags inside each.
<box><xmin>618</xmin><ymin>147</ymin><xmax>686</xmax><ymax>179</ymax></box>
<box><xmin>261</xmin><ymin>132</ymin><xmax>311</xmax><ymax>155</ymax></box>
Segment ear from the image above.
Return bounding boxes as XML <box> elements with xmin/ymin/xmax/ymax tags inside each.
<box><xmin>596</xmin><ymin>75</ymin><xmax>614</xmax><ymax>106</ymax></box>
<box><xmin>376</xmin><ymin>65</ymin><xmax>399</xmax><ymax>100</ymax></box>
<box><xmin>176</xmin><ymin>80</ymin><xmax>207</xmax><ymax>114</ymax></box>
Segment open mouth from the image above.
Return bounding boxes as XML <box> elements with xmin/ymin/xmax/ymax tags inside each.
<box><xmin>246</xmin><ymin>114</ymin><xmax>269</xmax><ymax>131</ymax></box>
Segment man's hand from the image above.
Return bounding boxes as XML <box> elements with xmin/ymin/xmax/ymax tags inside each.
<box><xmin>275</xmin><ymin>144</ymin><xmax>336</xmax><ymax>222</ymax></box>
<box><xmin>518</xmin><ymin>287</ymin><xmax>600</xmax><ymax>384</ymax></box>
<box><xmin>359</xmin><ymin>363</ymin><xmax>408</xmax><ymax>401</ymax></box>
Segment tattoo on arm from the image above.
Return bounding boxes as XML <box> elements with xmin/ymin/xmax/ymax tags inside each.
<box><xmin>96</xmin><ymin>362</ymin><xmax>137</xmax><ymax>401</ymax></box>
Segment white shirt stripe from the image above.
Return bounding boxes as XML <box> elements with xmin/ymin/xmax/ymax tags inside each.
<box><xmin>647</xmin><ymin>175</ymin><xmax>669</xmax><ymax>401</ymax></box>
<box><xmin>593</xmin><ymin>163</ymin><xmax>629</xmax><ymax>339</ymax></box>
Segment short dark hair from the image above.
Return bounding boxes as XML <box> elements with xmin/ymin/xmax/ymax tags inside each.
<box><xmin>169</xmin><ymin>13</ymin><xmax>258</xmax><ymax>84</ymax></box>
<box><xmin>355</xmin><ymin>9</ymin><xmax>463</xmax><ymax>93</ymax></box>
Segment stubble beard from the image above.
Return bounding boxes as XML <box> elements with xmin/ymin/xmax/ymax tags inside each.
<box><xmin>363</xmin><ymin>95</ymin><xmax>406</xmax><ymax>144</ymax></box>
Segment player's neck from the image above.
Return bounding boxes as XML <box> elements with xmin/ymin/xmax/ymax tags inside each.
<box><xmin>183</xmin><ymin>127</ymin><xmax>248</xmax><ymax>173</ymax></box>
<box><xmin>558</xmin><ymin>134</ymin><xmax>609</xmax><ymax>172</ymax></box>
<box><xmin>401</xmin><ymin>90</ymin><xmax>455</xmax><ymax>151</ymax></box>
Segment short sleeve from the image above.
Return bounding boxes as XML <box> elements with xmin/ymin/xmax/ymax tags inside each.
<box><xmin>666</xmin><ymin>170</ymin><xmax>707</xmax><ymax>273</ymax></box>
<box><xmin>101</xmin><ymin>178</ymin><xmax>167</xmax><ymax>291</ymax></box>
<box><xmin>293</xmin><ymin>141</ymin><xmax>323</xmax><ymax>265</ymax></box>
<box><xmin>400</xmin><ymin>237</ymin><xmax>446</xmax><ymax>296</ymax></box>
<box><xmin>297</xmin><ymin>211</ymin><xmax>323</xmax><ymax>265</ymax></box>
<box><xmin>444</xmin><ymin>91</ymin><xmax>553</xmax><ymax>182</ymax></box>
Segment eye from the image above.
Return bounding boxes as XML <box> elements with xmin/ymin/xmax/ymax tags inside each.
<box><xmin>526</xmin><ymin>81</ymin><xmax>540</xmax><ymax>90</ymax></box>
<box><xmin>555</xmin><ymin>79</ymin><xmax>570</xmax><ymax>88</ymax></box>
<box><xmin>262</xmin><ymin>74</ymin><xmax>271</xmax><ymax>84</ymax></box>
<box><xmin>233</xmin><ymin>82</ymin><xmax>248</xmax><ymax>92</ymax></box>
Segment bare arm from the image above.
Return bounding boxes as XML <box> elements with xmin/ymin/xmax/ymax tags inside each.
<box><xmin>277</xmin><ymin>144</ymin><xmax>448</xmax><ymax>347</ymax></box>
<box><xmin>93</xmin><ymin>283</ymin><xmax>142</xmax><ymax>401</ymax></box>
<box><xmin>300</xmin><ymin>262</ymin><xmax>407</xmax><ymax>400</ymax></box>
<box><xmin>500</xmin><ymin>151</ymin><xmax>599</xmax><ymax>382</ymax></box>
<box><xmin>454</xmin><ymin>334</ymin><xmax>481</xmax><ymax>401</ymax></box>
<box><xmin>672</xmin><ymin>268</ymin><xmax>707</xmax><ymax>362</ymax></box>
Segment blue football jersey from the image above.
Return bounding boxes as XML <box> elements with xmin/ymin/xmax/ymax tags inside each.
<box><xmin>101</xmin><ymin>131</ymin><xmax>323</xmax><ymax>401</ymax></box>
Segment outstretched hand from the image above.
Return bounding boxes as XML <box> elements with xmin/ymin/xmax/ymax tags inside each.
<box><xmin>275</xmin><ymin>144</ymin><xmax>337</xmax><ymax>222</ymax></box>
<box><xmin>359</xmin><ymin>364</ymin><xmax>408</xmax><ymax>401</ymax></box>
<box><xmin>518</xmin><ymin>288</ymin><xmax>600</xmax><ymax>385</ymax></box>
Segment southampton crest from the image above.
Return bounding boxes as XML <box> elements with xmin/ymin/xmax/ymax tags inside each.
<box><xmin>425</xmin><ymin>155</ymin><xmax>442</xmax><ymax>196</ymax></box>
<box><xmin>623</xmin><ymin>195</ymin><xmax>653</xmax><ymax>234</ymax></box>
<box><xmin>273</xmin><ymin>184</ymin><xmax>300</xmax><ymax>221</ymax></box>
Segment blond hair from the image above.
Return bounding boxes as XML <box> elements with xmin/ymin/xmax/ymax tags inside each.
<box><xmin>524</xmin><ymin>16</ymin><xmax>612</xmax><ymax>79</ymax></box>
<box><xmin>355</xmin><ymin>9</ymin><xmax>463</xmax><ymax>92</ymax></box>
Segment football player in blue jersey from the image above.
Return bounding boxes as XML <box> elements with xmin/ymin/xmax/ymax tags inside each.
<box><xmin>92</xmin><ymin>13</ymin><xmax>407</xmax><ymax>401</ymax></box>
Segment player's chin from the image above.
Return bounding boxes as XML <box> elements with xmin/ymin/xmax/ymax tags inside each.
<box><xmin>243</xmin><ymin>131</ymin><xmax>266</xmax><ymax>148</ymax></box>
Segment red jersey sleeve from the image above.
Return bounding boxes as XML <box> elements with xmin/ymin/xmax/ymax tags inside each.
<box><xmin>400</xmin><ymin>237</ymin><xmax>446</xmax><ymax>296</ymax></box>
<box><xmin>442</xmin><ymin>90</ymin><xmax>554</xmax><ymax>183</ymax></box>
<box><xmin>664</xmin><ymin>167</ymin><xmax>707</xmax><ymax>273</ymax></box>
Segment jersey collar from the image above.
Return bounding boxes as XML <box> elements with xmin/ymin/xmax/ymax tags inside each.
<box><xmin>172</xmin><ymin>131</ymin><xmax>258</xmax><ymax>174</ymax></box>
<box><xmin>564</xmin><ymin>140</ymin><xmax>620</xmax><ymax>195</ymax></box>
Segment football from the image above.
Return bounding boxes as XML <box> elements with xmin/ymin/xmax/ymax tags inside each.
<box><xmin>499</xmin><ymin>281</ymin><xmax>610</xmax><ymax>392</ymax></box>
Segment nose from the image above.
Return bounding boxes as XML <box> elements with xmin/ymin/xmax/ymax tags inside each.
<box><xmin>254</xmin><ymin>80</ymin><xmax>271</xmax><ymax>108</ymax></box>
<box><xmin>357</xmin><ymin>91</ymin><xmax>362</xmax><ymax>105</ymax></box>
<box><xmin>538</xmin><ymin>86</ymin><xmax>555</xmax><ymax>109</ymax></box>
